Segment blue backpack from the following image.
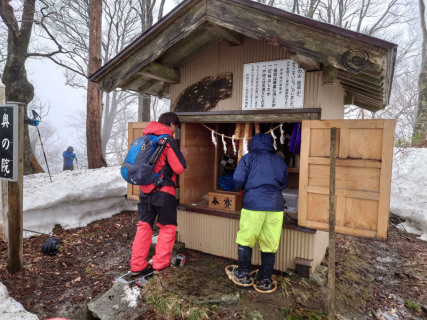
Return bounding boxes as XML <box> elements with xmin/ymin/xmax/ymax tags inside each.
<box><xmin>121</xmin><ymin>134</ymin><xmax>169</xmax><ymax>185</ymax></box>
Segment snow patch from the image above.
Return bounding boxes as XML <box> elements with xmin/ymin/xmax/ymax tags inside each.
<box><xmin>121</xmin><ymin>286</ymin><xmax>141</xmax><ymax>308</ymax></box>
<box><xmin>0</xmin><ymin>282</ymin><xmax>39</xmax><ymax>320</ymax></box>
<box><xmin>390</xmin><ymin>148</ymin><xmax>427</xmax><ymax>241</ymax></box>
<box><xmin>10</xmin><ymin>165</ymin><xmax>137</xmax><ymax>238</ymax></box>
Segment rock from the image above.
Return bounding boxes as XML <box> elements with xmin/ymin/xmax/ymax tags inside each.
<box><xmin>86</xmin><ymin>240</ymin><xmax>185</xmax><ymax>320</ymax></box>
<box><xmin>309</xmin><ymin>265</ymin><xmax>328</xmax><ymax>287</ymax></box>
<box><xmin>0</xmin><ymin>282</ymin><xmax>39</xmax><ymax>320</ymax></box>
<box><xmin>87</xmin><ymin>282</ymin><xmax>147</xmax><ymax>320</ymax></box>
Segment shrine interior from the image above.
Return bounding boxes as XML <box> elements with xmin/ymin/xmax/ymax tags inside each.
<box><xmin>177</xmin><ymin>121</ymin><xmax>301</xmax><ymax>219</ymax></box>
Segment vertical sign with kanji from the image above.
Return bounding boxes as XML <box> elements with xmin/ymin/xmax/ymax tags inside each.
<box><xmin>242</xmin><ymin>59</ymin><xmax>305</xmax><ymax>110</ymax></box>
<box><xmin>0</xmin><ymin>104</ymin><xmax>18</xmax><ymax>181</ymax></box>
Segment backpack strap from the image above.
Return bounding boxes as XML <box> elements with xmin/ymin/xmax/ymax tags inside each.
<box><xmin>150</xmin><ymin>135</ymin><xmax>176</xmax><ymax>191</ymax></box>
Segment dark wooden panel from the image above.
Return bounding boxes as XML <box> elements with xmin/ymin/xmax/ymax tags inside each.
<box><xmin>176</xmin><ymin>109</ymin><xmax>321</xmax><ymax>123</ymax></box>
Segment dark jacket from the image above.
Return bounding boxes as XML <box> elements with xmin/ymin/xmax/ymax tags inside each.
<box><xmin>233</xmin><ymin>133</ymin><xmax>288</xmax><ymax>211</ymax></box>
<box><xmin>139</xmin><ymin>121</ymin><xmax>186</xmax><ymax>197</ymax></box>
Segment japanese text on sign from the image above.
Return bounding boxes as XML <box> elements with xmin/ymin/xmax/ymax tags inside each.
<box><xmin>0</xmin><ymin>104</ymin><xmax>18</xmax><ymax>181</ymax></box>
<box><xmin>242</xmin><ymin>59</ymin><xmax>305</xmax><ymax>110</ymax></box>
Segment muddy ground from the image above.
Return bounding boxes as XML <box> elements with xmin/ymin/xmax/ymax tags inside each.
<box><xmin>0</xmin><ymin>210</ymin><xmax>426</xmax><ymax>320</ymax></box>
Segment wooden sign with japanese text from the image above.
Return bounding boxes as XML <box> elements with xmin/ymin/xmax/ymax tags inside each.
<box><xmin>0</xmin><ymin>104</ymin><xmax>18</xmax><ymax>181</ymax></box>
<box><xmin>242</xmin><ymin>59</ymin><xmax>305</xmax><ymax>110</ymax></box>
<box><xmin>208</xmin><ymin>191</ymin><xmax>242</xmax><ymax>212</ymax></box>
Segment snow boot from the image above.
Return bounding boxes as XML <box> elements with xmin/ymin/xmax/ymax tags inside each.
<box><xmin>254</xmin><ymin>252</ymin><xmax>277</xmax><ymax>293</ymax></box>
<box><xmin>254</xmin><ymin>278</ymin><xmax>275</xmax><ymax>292</ymax></box>
<box><xmin>229</xmin><ymin>245</ymin><xmax>253</xmax><ymax>286</ymax></box>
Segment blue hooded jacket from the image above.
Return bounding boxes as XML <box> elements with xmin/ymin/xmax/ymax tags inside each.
<box><xmin>233</xmin><ymin>133</ymin><xmax>288</xmax><ymax>211</ymax></box>
<box><xmin>62</xmin><ymin>146</ymin><xmax>76</xmax><ymax>167</ymax></box>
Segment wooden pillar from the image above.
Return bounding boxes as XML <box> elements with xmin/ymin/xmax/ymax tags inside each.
<box><xmin>6</xmin><ymin>102</ymin><xmax>24</xmax><ymax>274</ymax></box>
<box><xmin>138</xmin><ymin>94</ymin><xmax>151</xmax><ymax>122</ymax></box>
<box><xmin>328</xmin><ymin>127</ymin><xmax>337</xmax><ymax>319</ymax></box>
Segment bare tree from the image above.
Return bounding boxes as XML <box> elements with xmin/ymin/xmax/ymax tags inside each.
<box><xmin>38</xmin><ymin>0</ymin><xmax>173</xmax><ymax>166</ymax></box>
<box><xmin>0</xmin><ymin>0</ymin><xmax>44</xmax><ymax>174</ymax></box>
<box><xmin>86</xmin><ymin>0</ymin><xmax>107</xmax><ymax>168</ymax></box>
<box><xmin>413</xmin><ymin>0</ymin><xmax>427</xmax><ymax>144</ymax></box>
<box><xmin>101</xmin><ymin>1</ymin><xmax>145</xmax><ymax>154</ymax></box>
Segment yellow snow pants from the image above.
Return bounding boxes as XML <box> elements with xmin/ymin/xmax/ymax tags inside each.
<box><xmin>236</xmin><ymin>208</ymin><xmax>284</xmax><ymax>253</ymax></box>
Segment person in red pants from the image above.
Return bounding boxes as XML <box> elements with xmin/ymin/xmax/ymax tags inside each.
<box><xmin>130</xmin><ymin>112</ymin><xmax>187</xmax><ymax>278</ymax></box>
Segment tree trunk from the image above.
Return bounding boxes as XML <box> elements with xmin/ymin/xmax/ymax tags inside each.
<box><xmin>413</xmin><ymin>0</ymin><xmax>427</xmax><ymax>144</ymax></box>
<box><xmin>0</xmin><ymin>0</ymin><xmax>43</xmax><ymax>175</ymax></box>
<box><xmin>86</xmin><ymin>0</ymin><xmax>107</xmax><ymax>168</ymax></box>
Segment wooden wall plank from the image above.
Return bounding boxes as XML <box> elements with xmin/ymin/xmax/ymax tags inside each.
<box><xmin>305</xmin><ymin>220</ymin><xmax>378</xmax><ymax>238</ymax></box>
<box><xmin>344</xmin><ymin>197</ymin><xmax>378</xmax><ymax>230</ymax></box>
<box><xmin>298</xmin><ymin>120</ymin><xmax>311</xmax><ymax>227</ymax></box>
<box><xmin>180</xmin><ymin>123</ymin><xmax>216</xmax><ymax>204</ymax></box>
<box><xmin>127</xmin><ymin>122</ymin><xmax>150</xmax><ymax>201</ymax></box>
<box><xmin>308</xmin><ymin>119</ymin><xmax>386</xmax><ymax>129</ymax></box>
<box><xmin>299</xmin><ymin>119</ymin><xmax>394</xmax><ymax>240</ymax></box>
<box><xmin>308</xmin><ymin>165</ymin><xmax>381</xmax><ymax>192</ymax></box>
<box><xmin>307</xmin><ymin>186</ymin><xmax>380</xmax><ymax>201</ymax></box>
<box><xmin>377</xmin><ymin>120</ymin><xmax>395</xmax><ymax>239</ymax></box>
<box><xmin>335</xmin><ymin>196</ymin><xmax>345</xmax><ymax>226</ymax></box>
<box><xmin>176</xmin><ymin>110</ymin><xmax>321</xmax><ymax>123</ymax></box>
<box><xmin>307</xmin><ymin>193</ymin><xmax>329</xmax><ymax>223</ymax></box>
<box><xmin>339</xmin><ymin>128</ymin><xmax>349</xmax><ymax>158</ymax></box>
<box><xmin>309</xmin><ymin>157</ymin><xmax>382</xmax><ymax>169</ymax></box>
<box><xmin>348</xmin><ymin>128</ymin><xmax>383</xmax><ymax>159</ymax></box>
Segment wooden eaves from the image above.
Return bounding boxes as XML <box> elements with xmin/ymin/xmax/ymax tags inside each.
<box><xmin>89</xmin><ymin>0</ymin><xmax>397</xmax><ymax>112</ymax></box>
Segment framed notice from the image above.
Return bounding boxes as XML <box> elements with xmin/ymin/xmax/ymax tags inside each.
<box><xmin>242</xmin><ymin>59</ymin><xmax>305</xmax><ymax>110</ymax></box>
<box><xmin>0</xmin><ymin>104</ymin><xmax>18</xmax><ymax>181</ymax></box>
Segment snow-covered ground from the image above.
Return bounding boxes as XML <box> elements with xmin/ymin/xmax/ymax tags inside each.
<box><xmin>1</xmin><ymin>166</ymin><xmax>136</xmax><ymax>239</ymax></box>
<box><xmin>390</xmin><ymin>148</ymin><xmax>427</xmax><ymax>241</ymax></box>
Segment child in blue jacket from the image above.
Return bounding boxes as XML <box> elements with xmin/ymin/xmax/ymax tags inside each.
<box><xmin>62</xmin><ymin>146</ymin><xmax>76</xmax><ymax>171</ymax></box>
<box><xmin>230</xmin><ymin>133</ymin><xmax>288</xmax><ymax>293</ymax></box>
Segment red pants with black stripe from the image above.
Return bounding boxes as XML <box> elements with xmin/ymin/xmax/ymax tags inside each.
<box><xmin>130</xmin><ymin>191</ymin><xmax>177</xmax><ymax>272</ymax></box>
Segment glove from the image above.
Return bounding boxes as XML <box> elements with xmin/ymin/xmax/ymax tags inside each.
<box><xmin>32</xmin><ymin>119</ymin><xmax>40</xmax><ymax>126</ymax></box>
<box><xmin>42</xmin><ymin>238</ymin><xmax>60</xmax><ymax>255</ymax></box>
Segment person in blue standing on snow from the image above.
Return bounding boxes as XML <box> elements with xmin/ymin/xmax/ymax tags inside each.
<box><xmin>228</xmin><ymin>133</ymin><xmax>288</xmax><ymax>293</ymax></box>
<box><xmin>62</xmin><ymin>146</ymin><xmax>76</xmax><ymax>171</ymax></box>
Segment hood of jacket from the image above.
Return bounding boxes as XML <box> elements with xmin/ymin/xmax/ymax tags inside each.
<box><xmin>249</xmin><ymin>133</ymin><xmax>273</xmax><ymax>152</ymax></box>
<box><xmin>142</xmin><ymin>121</ymin><xmax>173</xmax><ymax>137</ymax></box>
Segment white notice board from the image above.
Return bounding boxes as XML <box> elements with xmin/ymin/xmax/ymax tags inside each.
<box><xmin>242</xmin><ymin>59</ymin><xmax>305</xmax><ymax>110</ymax></box>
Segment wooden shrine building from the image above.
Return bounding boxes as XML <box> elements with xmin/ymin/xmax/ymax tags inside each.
<box><xmin>90</xmin><ymin>0</ymin><xmax>397</xmax><ymax>275</ymax></box>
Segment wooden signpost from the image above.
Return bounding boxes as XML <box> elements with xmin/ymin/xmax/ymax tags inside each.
<box><xmin>0</xmin><ymin>82</ymin><xmax>24</xmax><ymax>273</ymax></box>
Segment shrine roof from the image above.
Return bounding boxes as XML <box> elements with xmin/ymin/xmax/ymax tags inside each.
<box><xmin>89</xmin><ymin>0</ymin><xmax>397</xmax><ymax>111</ymax></box>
